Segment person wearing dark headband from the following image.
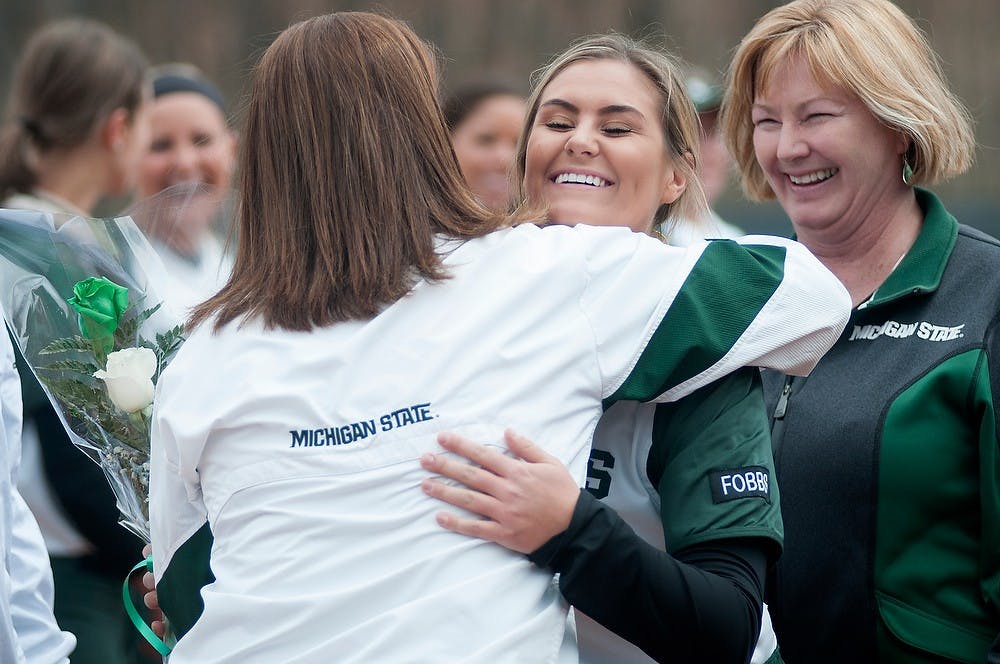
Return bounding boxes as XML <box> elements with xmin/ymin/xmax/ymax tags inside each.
<box><xmin>151</xmin><ymin>74</ymin><xmax>227</xmax><ymax>113</ymax></box>
<box><xmin>133</xmin><ymin>64</ymin><xmax>236</xmax><ymax>313</ymax></box>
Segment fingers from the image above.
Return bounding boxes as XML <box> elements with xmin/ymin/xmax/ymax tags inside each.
<box><xmin>140</xmin><ymin>545</ymin><xmax>165</xmax><ymax>635</ymax></box>
<box><xmin>434</xmin><ymin>429</ymin><xmax>554</xmax><ymax>468</ymax></box>
<box><xmin>503</xmin><ymin>429</ymin><xmax>553</xmax><ymax>464</ymax></box>
<box><xmin>433</xmin><ymin>511</ymin><xmax>505</xmax><ymax>544</ymax></box>
<box><xmin>423</xmin><ymin>430</ymin><xmax>577</xmax><ymax>554</ymax></box>
<box><xmin>420</xmin><ymin>451</ymin><xmax>502</xmax><ymax>495</ymax></box>
<box><xmin>421</xmin><ymin>477</ymin><xmax>500</xmax><ymax>519</ymax></box>
<box><xmin>436</xmin><ymin>432</ymin><xmax>516</xmax><ymax>474</ymax></box>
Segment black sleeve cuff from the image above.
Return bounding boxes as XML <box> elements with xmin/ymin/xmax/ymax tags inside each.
<box><xmin>527</xmin><ymin>488</ymin><xmax>603</xmax><ymax>569</ymax></box>
<box><xmin>528</xmin><ymin>488</ymin><xmax>774</xmax><ymax>663</ymax></box>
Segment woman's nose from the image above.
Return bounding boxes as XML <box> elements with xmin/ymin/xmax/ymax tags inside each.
<box><xmin>564</xmin><ymin>126</ymin><xmax>599</xmax><ymax>158</ymax></box>
<box><xmin>776</xmin><ymin>123</ymin><xmax>809</xmax><ymax>162</ymax></box>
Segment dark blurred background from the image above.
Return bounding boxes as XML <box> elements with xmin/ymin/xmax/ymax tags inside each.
<box><xmin>1</xmin><ymin>0</ymin><xmax>997</xmax><ymax>236</ymax></box>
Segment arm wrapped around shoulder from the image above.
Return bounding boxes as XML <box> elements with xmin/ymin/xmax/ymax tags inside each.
<box><xmin>731</xmin><ymin>235</ymin><xmax>850</xmax><ymax>377</ymax></box>
<box><xmin>652</xmin><ymin>236</ymin><xmax>850</xmax><ymax>402</ymax></box>
<box><xmin>573</xmin><ymin>226</ymin><xmax>850</xmax><ymax>404</ymax></box>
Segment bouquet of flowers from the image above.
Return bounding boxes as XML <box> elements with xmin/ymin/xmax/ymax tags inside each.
<box><xmin>0</xmin><ymin>208</ymin><xmax>184</xmax><ymax>542</ymax></box>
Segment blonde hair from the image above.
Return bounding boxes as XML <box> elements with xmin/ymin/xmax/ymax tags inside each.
<box><xmin>721</xmin><ymin>0</ymin><xmax>975</xmax><ymax>201</ymax></box>
<box><xmin>512</xmin><ymin>33</ymin><xmax>706</xmax><ymax>229</ymax></box>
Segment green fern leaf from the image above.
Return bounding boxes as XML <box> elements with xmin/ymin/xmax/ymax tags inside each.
<box><xmin>116</xmin><ymin>303</ymin><xmax>163</xmax><ymax>345</ymax></box>
<box><xmin>37</xmin><ymin>359</ymin><xmax>101</xmax><ymax>376</ymax></box>
<box><xmin>38</xmin><ymin>336</ymin><xmax>93</xmax><ymax>355</ymax></box>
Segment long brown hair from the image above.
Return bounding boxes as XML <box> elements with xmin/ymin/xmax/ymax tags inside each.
<box><xmin>0</xmin><ymin>18</ymin><xmax>148</xmax><ymax>199</ymax></box>
<box><xmin>191</xmin><ymin>12</ymin><xmax>506</xmax><ymax>332</ymax></box>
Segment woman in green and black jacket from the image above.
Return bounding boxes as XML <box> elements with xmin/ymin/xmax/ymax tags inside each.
<box><xmin>721</xmin><ymin>0</ymin><xmax>999</xmax><ymax>661</ymax></box>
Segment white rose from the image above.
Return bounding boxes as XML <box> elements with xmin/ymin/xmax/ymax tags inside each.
<box><xmin>93</xmin><ymin>347</ymin><xmax>158</xmax><ymax>413</ymax></box>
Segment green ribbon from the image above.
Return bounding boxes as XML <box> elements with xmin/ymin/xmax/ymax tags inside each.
<box><xmin>123</xmin><ymin>555</ymin><xmax>173</xmax><ymax>657</ymax></box>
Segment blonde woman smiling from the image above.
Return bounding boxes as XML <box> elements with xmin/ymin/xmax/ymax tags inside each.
<box><xmin>421</xmin><ymin>34</ymin><xmax>789</xmax><ymax>664</ymax></box>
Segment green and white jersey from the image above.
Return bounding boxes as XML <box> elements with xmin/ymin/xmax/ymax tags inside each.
<box><xmin>578</xmin><ymin>373</ymin><xmax>780</xmax><ymax>664</ymax></box>
<box><xmin>150</xmin><ymin>223</ymin><xmax>849</xmax><ymax>663</ymax></box>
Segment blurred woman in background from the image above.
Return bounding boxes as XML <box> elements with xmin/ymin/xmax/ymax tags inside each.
<box><xmin>443</xmin><ymin>81</ymin><xmax>525</xmax><ymax>212</ymax></box>
<box><xmin>667</xmin><ymin>70</ymin><xmax>744</xmax><ymax>245</ymax></box>
<box><xmin>133</xmin><ymin>64</ymin><xmax>236</xmax><ymax>312</ymax></box>
<box><xmin>0</xmin><ymin>19</ymin><xmax>150</xmax><ymax>216</ymax></box>
<box><xmin>0</xmin><ymin>17</ymin><xmax>155</xmax><ymax>664</ymax></box>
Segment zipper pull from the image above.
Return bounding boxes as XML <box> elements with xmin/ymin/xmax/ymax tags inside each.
<box><xmin>773</xmin><ymin>379</ymin><xmax>792</xmax><ymax>420</ymax></box>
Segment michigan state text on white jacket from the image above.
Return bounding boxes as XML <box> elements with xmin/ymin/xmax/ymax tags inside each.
<box><xmin>150</xmin><ymin>224</ymin><xmax>850</xmax><ymax>664</ymax></box>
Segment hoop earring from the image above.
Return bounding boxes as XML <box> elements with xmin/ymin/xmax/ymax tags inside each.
<box><xmin>902</xmin><ymin>158</ymin><xmax>915</xmax><ymax>186</ymax></box>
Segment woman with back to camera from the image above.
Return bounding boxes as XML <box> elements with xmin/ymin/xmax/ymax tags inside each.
<box><xmin>421</xmin><ymin>34</ymin><xmax>783</xmax><ymax>664</ymax></box>
<box><xmin>443</xmin><ymin>81</ymin><xmax>526</xmax><ymax>212</ymax></box>
<box><xmin>133</xmin><ymin>64</ymin><xmax>237</xmax><ymax>312</ymax></box>
<box><xmin>0</xmin><ymin>18</ymin><xmax>153</xmax><ymax>664</ymax></box>
<box><xmin>721</xmin><ymin>0</ymin><xmax>998</xmax><ymax>661</ymax></box>
<box><xmin>148</xmin><ymin>12</ymin><xmax>850</xmax><ymax>662</ymax></box>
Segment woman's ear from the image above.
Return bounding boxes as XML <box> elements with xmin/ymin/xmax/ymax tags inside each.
<box><xmin>895</xmin><ymin>131</ymin><xmax>911</xmax><ymax>157</ymax></box>
<box><xmin>100</xmin><ymin>107</ymin><xmax>130</xmax><ymax>153</ymax></box>
<box><xmin>659</xmin><ymin>164</ymin><xmax>688</xmax><ymax>206</ymax></box>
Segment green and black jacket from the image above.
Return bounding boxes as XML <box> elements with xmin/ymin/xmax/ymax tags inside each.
<box><xmin>763</xmin><ymin>189</ymin><xmax>1000</xmax><ymax>663</ymax></box>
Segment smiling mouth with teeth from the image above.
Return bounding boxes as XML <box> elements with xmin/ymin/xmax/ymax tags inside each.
<box><xmin>553</xmin><ymin>172</ymin><xmax>611</xmax><ymax>187</ymax></box>
<box><xmin>789</xmin><ymin>168</ymin><xmax>838</xmax><ymax>185</ymax></box>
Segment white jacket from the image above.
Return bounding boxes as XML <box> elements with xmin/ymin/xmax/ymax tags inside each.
<box><xmin>152</xmin><ymin>225</ymin><xmax>850</xmax><ymax>663</ymax></box>
<box><xmin>0</xmin><ymin>302</ymin><xmax>75</xmax><ymax>663</ymax></box>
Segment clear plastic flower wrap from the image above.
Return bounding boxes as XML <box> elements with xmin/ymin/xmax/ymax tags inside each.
<box><xmin>0</xmin><ymin>208</ymin><xmax>185</xmax><ymax>542</ymax></box>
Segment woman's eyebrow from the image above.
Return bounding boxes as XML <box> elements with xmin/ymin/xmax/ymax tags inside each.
<box><xmin>539</xmin><ymin>99</ymin><xmax>644</xmax><ymax>118</ymax></box>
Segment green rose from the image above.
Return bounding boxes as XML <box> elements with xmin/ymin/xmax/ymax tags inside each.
<box><xmin>68</xmin><ymin>277</ymin><xmax>129</xmax><ymax>354</ymax></box>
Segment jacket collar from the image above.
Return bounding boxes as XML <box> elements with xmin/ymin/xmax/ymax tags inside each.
<box><xmin>839</xmin><ymin>188</ymin><xmax>955</xmax><ymax>310</ymax></box>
